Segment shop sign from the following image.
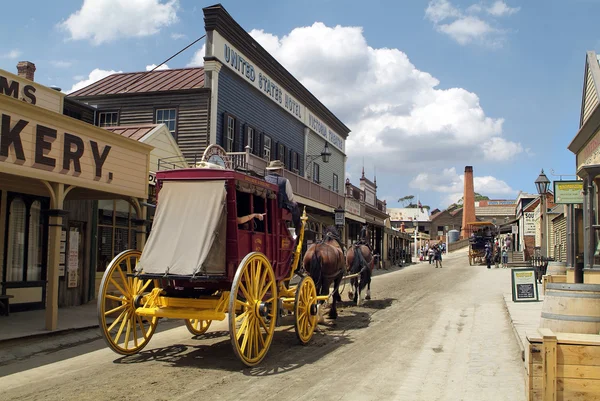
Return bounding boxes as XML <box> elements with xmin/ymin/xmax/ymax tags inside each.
<box><xmin>0</xmin><ymin>69</ymin><xmax>63</xmax><ymax>113</ymax></box>
<box><xmin>488</xmin><ymin>200</ymin><xmax>515</xmax><ymax>205</ymax></box>
<box><xmin>524</xmin><ymin>212</ymin><xmax>535</xmax><ymax>236</ymax></box>
<box><xmin>365</xmin><ymin>191</ymin><xmax>375</xmax><ymax>207</ymax></box>
<box><xmin>512</xmin><ymin>225</ymin><xmax>518</xmax><ymax>234</ymax></box>
<box><xmin>345</xmin><ymin>198</ymin><xmax>361</xmax><ymax>216</ymax></box>
<box><xmin>0</xmin><ymin>101</ymin><xmax>150</xmax><ymax>199</ymax></box>
<box><xmin>578</xmin><ymin>127</ymin><xmax>600</xmax><ymax>168</ymax></box>
<box><xmin>553</xmin><ymin>180</ymin><xmax>583</xmax><ymax>204</ymax></box>
<box><xmin>511</xmin><ymin>268</ymin><xmax>539</xmax><ymax>302</ymax></box>
<box><xmin>212</xmin><ymin>32</ymin><xmax>345</xmax><ymax>152</ymax></box>
<box><xmin>68</xmin><ymin>229</ymin><xmax>79</xmax><ymax>288</ymax></box>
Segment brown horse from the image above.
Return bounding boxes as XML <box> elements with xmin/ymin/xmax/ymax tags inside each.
<box><xmin>302</xmin><ymin>226</ymin><xmax>345</xmax><ymax>319</ymax></box>
<box><xmin>346</xmin><ymin>244</ymin><xmax>374</xmax><ymax>305</ymax></box>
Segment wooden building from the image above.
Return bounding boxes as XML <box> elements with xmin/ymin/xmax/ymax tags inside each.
<box><xmin>0</xmin><ymin>64</ymin><xmax>152</xmax><ymax>329</ymax></box>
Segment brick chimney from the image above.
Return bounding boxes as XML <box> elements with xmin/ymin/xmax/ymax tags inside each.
<box><xmin>460</xmin><ymin>166</ymin><xmax>476</xmax><ymax>239</ymax></box>
<box><xmin>16</xmin><ymin>61</ymin><xmax>36</xmax><ymax>81</ymax></box>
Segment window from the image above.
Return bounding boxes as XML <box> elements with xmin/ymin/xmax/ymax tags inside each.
<box><xmin>438</xmin><ymin>226</ymin><xmax>444</xmax><ymax>236</ymax></box>
<box><xmin>98</xmin><ymin>111</ymin><xmax>119</xmax><ymax>127</ymax></box>
<box><xmin>263</xmin><ymin>134</ymin><xmax>271</xmax><ymax>161</ymax></box>
<box><xmin>333</xmin><ymin>173</ymin><xmax>339</xmax><ymax>192</ymax></box>
<box><xmin>5</xmin><ymin>196</ymin><xmax>47</xmax><ymax>282</ymax></box>
<box><xmin>278</xmin><ymin>143</ymin><xmax>285</xmax><ymax>164</ymax></box>
<box><xmin>292</xmin><ymin>151</ymin><xmax>299</xmax><ymax>173</ymax></box>
<box><xmin>97</xmin><ymin>200</ymin><xmax>138</xmax><ymax>272</ymax></box>
<box><xmin>224</xmin><ymin>113</ymin><xmax>236</xmax><ymax>152</ymax></box>
<box><xmin>244</xmin><ymin>125</ymin><xmax>257</xmax><ymax>154</ymax></box>
<box><xmin>155</xmin><ymin>108</ymin><xmax>177</xmax><ymax>137</ymax></box>
<box><xmin>313</xmin><ymin>163</ymin><xmax>320</xmax><ymax>183</ymax></box>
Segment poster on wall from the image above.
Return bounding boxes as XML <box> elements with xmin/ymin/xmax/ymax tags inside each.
<box><xmin>67</xmin><ymin>230</ymin><xmax>80</xmax><ymax>288</ymax></box>
<box><xmin>59</xmin><ymin>264</ymin><xmax>65</xmax><ymax>277</ymax></box>
<box><xmin>523</xmin><ymin>212</ymin><xmax>535</xmax><ymax>236</ymax></box>
<box><xmin>511</xmin><ymin>268</ymin><xmax>539</xmax><ymax>302</ymax></box>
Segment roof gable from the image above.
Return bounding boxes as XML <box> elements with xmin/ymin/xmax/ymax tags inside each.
<box><xmin>581</xmin><ymin>51</ymin><xmax>600</xmax><ymax>127</ymax></box>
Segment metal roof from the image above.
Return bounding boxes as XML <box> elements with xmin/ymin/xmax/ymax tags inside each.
<box><xmin>104</xmin><ymin>124</ymin><xmax>160</xmax><ymax>141</ymax></box>
<box><xmin>69</xmin><ymin>68</ymin><xmax>205</xmax><ymax>97</ymax></box>
<box><xmin>475</xmin><ymin>206</ymin><xmax>516</xmax><ymax>216</ymax></box>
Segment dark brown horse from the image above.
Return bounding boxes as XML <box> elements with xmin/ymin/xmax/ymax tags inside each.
<box><xmin>346</xmin><ymin>244</ymin><xmax>374</xmax><ymax>305</ymax></box>
<box><xmin>302</xmin><ymin>226</ymin><xmax>345</xmax><ymax>319</ymax></box>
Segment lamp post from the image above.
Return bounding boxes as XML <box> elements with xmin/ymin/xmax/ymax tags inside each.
<box><xmin>334</xmin><ymin>205</ymin><xmax>345</xmax><ymax>245</ymax></box>
<box><xmin>305</xmin><ymin>142</ymin><xmax>332</xmax><ymax>178</ymax></box>
<box><xmin>445</xmin><ymin>225</ymin><xmax>449</xmax><ymax>254</ymax></box>
<box><xmin>535</xmin><ymin>169</ymin><xmax>551</xmax><ymax>258</ymax></box>
<box><xmin>414</xmin><ymin>219</ymin><xmax>419</xmax><ymax>262</ymax></box>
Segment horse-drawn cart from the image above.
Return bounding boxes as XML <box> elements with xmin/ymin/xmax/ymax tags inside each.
<box><xmin>466</xmin><ymin>221</ymin><xmax>495</xmax><ymax>266</ymax></box>
<box><xmin>97</xmin><ymin>162</ymin><xmax>329</xmax><ymax>366</ymax></box>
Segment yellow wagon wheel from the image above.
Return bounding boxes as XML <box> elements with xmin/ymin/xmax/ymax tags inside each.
<box><xmin>185</xmin><ymin>319</ymin><xmax>212</xmax><ymax>335</ymax></box>
<box><xmin>228</xmin><ymin>252</ymin><xmax>277</xmax><ymax>367</ymax></box>
<box><xmin>294</xmin><ymin>276</ymin><xmax>318</xmax><ymax>345</ymax></box>
<box><xmin>97</xmin><ymin>249</ymin><xmax>157</xmax><ymax>355</ymax></box>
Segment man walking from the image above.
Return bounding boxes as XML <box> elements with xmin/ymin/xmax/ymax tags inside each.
<box><xmin>485</xmin><ymin>243</ymin><xmax>492</xmax><ymax>269</ymax></box>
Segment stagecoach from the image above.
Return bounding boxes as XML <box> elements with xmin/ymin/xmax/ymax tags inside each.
<box><xmin>97</xmin><ymin>146</ymin><xmax>330</xmax><ymax>366</ymax></box>
<box><xmin>467</xmin><ymin>221</ymin><xmax>495</xmax><ymax>266</ymax></box>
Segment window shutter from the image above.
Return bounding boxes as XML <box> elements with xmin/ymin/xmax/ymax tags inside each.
<box><xmin>242</xmin><ymin>124</ymin><xmax>248</xmax><ymax>152</ymax></box>
<box><xmin>259</xmin><ymin>132</ymin><xmax>264</xmax><ymax>157</ymax></box>
<box><xmin>283</xmin><ymin>146</ymin><xmax>289</xmax><ymax>168</ymax></box>
<box><xmin>222</xmin><ymin>113</ymin><xmax>229</xmax><ymax>149</ymax></box>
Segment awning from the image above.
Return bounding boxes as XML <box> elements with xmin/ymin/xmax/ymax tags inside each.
<box><xmin>346</xmin><ymin>212</ymin><xmax>365</xmax><ymax>223</ymax></box>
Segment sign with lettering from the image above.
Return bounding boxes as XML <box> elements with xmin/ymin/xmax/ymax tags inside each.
<box><xmin>488</xmin><ymin>200</ymin><xmax>516</xmax><ymax>205</ymax></box>
<box><xmin>68</xmin><ymin>230</ymin><xmax>79</xmax><ymax>288</ymax></box>
<box><xmin>0</xmin><ymin>69</ymin><xmax>63</xmax><ymax>113</ymax></box>
<box><xmin>211</xmin><ymin>32</ymin><xmax>345</xmax><ymax>152</ymax></box>
<box><xmin>554</xmin><ymin>180</ymin><xmax>583</xmax><ymax>204</ymax></box>
<box><xmin>0</xmin><ymin>96</ymin><xmax>150</xmax><ymax>199</ymax></box>
<box><xmin>578</xmin><ymin>127</ymin><xmax>600</xmax><ymax>168</ymax></box>
<box><xmin>524</xmin><ymin>212</ymin><xmax>535</xmax><ymax>236</ymax></box>
<box><xmin>345</xmin><ymin>198</ymin><xmax>361</xmax><ymax>216</ymax></box>
<box><xmin>511</xmin><ymin>268</ymin><xmax>539</xmax><ymax>302</ymax></box>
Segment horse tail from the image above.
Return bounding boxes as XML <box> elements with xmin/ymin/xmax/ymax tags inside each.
<box><xmin>310</xmin><ymin>248</ymin><xmax>323</xmax><ymax>294</ymax></box>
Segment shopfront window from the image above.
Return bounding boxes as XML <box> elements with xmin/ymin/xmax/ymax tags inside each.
<box><xmin>4</xmin><ymin>196</ymin><xmax>47</xmax><ymax>282</ymax></box>
<box><xmin>97</xmin><ymin>200</ymin><xmax>138</xmax><ymax>272</ymax></box>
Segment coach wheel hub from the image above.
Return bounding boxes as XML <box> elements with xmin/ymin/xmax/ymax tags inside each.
<box><xmin>133</xmin><ymin>294</ymin><xmax>144</xmax><ymax>308</ymax></box>
<box><xmin>257</xmin><ymin>302</ymin><xmax>269</xmax><ymax>318</ymax></box>
<box><xmin>309</xmin><ymin>304</ymin><xmax>318</xmax><ymax>316</ymax></box>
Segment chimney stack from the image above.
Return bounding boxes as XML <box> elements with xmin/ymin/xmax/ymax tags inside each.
<box><xmin>460</xmin><ymin>166</ymin><xmax>476</xmax><ymax>239</ymax></box>
<box><xmin>16</xmin><ymin>61</ymin><xmax>36</xmax><ymax>81</ymax></box>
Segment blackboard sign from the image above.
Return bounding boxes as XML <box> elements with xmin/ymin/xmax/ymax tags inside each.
<box><xmin>511</xmin><ymin>268</ymin><xmax>539</xmax><ymax>302</ymax></box>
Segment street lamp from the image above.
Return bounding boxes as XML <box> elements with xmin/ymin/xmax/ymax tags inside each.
<box><xmin>305</xmin><ymin>142</ymin><xmax>332</xmax><ymax>175</ymax></box>
<box><xmin>535</xmin><ymin>169</ymin><xmax>551</xmax><ymax>258</ymax></box>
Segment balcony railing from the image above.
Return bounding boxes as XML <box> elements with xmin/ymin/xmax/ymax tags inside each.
<box><xmin>227</xmin><ymin>148</ymin><xmax>346</xmax><ymax>210</ymax></box>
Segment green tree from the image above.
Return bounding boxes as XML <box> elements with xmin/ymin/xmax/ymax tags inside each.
<box><xmin>397</xmin><ymin>195</ymin><xmax>414</xmax><ymax>207</ymax></box>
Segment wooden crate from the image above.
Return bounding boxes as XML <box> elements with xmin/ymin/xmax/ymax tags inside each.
<box><xmin>542</xmin><ymin>274</ymin><xmax>567</xmax><ymax>295</ymax></box>
<box><xmin>527</xmin><ymin>328</ymin><xmax>600</xmax><ymax>401</ymax></box>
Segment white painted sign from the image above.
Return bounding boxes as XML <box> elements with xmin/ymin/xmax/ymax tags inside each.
<box><xmin>212</xmin><ymin>31</ymin><xmax>345</xmax><ymax>152</ymax></box>
<box><xmin>346</xmin><ymin>198</ymin><xmax>361</xmax><ymax>215</ymax></box>
<box><xmin>524</xmin><ymin>212</ymin><xmax>536</xmax><ymax>236</ymax></box>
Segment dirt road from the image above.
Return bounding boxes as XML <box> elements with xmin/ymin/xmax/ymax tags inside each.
<box><xmin>0</xmin><ymin>250</ymin><xmax>525</xmax><ymax>401</ymax></box>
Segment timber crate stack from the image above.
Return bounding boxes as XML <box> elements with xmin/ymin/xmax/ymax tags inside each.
<box><xmin>527</xmin><ymin>328</ymin><xmax>600</xmax><ymax>401</ymax></box>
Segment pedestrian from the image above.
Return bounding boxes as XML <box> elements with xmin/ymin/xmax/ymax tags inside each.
<box><xmin>428</xmin><ymin>247</ymin><xmax>434</xmax><ymax>264</ymax></box>
<box><xmin>435</xmin><ymin>245</ymin><xmax>443</xmax><ymax>268</ymax></box>
<box><xmin>494</xmin><ymin>246</ymin><xmax>501</xmax><ymax>268</ymax></box>
<box><xmin>485</xmin><ymin>243</ymin><xmax>492</xmax><ymax>269</ymax></box>
<box><xmin>502</xmin><ymin>247</ymin><xmax>508</xmax><ymax>268</ymax></box>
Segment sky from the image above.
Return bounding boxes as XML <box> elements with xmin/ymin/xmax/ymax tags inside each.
<box><xmin>0</xmin><ymin>0</ymin><xmax>598</xmax><ymax>209</ymax></box>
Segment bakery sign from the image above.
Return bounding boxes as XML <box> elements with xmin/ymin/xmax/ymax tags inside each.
<box><xmin>0</xmin><ymin>96</ymin><xmax>150</xmax><ymax>199</ymax></box>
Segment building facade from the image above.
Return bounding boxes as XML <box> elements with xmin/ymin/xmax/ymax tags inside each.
<box><xmin>0</xmin><ymin>64</ymin><xmax>153</xmax><ymax>329</ymax></box>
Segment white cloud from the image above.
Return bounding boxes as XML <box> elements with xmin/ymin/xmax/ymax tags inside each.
<box><xmin>482</xmin><ymin>137</ymin><xmax>523</xmax><ymax>161</ymax></box>
<box><xmin>170</xmin><ymin>32</ymin><xmax>186</xmax><ymax>40</ymax></box>
<box><xmin>145</xmin><ymin>63</ymin><xmax>169</xmax><ymax>71</ymax></box>
<box><xmin>425</xmin><ymin>0</ymin><xmax>461</xmax><ymax>23</ymax></box>
<box><xmin>410</xmin><ymin>167</ymin><xmax>517</xmax><ymax>206</ymax></box>
<box><xmin>67</xmin><ymin>68</ymin><xmax>121</xmax><ymax>94</ymax></box>
<box><xmin>51</xmin><ymin>60</ymin><xmax>72</xmax><ymax>68</ymax></box>
<box><xmin>186</xmin><ymin>43</ymin><xmax>206</xmax><ymax>67</ymax></box>
<box><xmin>486</xmin><ymin>1</ymin><xmax>520</xmax><ymax>16</ymax></box>
<box><xmin>437</xmin><ymin>16</ymin><xmax>498</xmax><ymax>45</ymax></box>
<box><xmin>2</xmin><ymin>49</ymin><xmax>22</xmax><ymax>59</ymax></box>
<box><xmin>59</xmin><ymin>0</ymin><xmax>179</xmax><ymax>45</ymax></box>
<box><xmin>248</xmin><ymin>23</ymin><xmax>522</xmax><ymax>175</ymax></box>
<box><xmin>73</xmin><ymin>75</ymin><xmax>84</xmax><ymax>81</ymax></box>
<box><xmin>425</xmin><ymin>0</ymin><xmax>517</xmax><ymax>47</ymax></box>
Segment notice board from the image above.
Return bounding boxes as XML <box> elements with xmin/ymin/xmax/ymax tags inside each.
<box><xmin>511</xmin><ymin>268</ymin><xmax>539</xmax><ymax>302</ymax></box>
